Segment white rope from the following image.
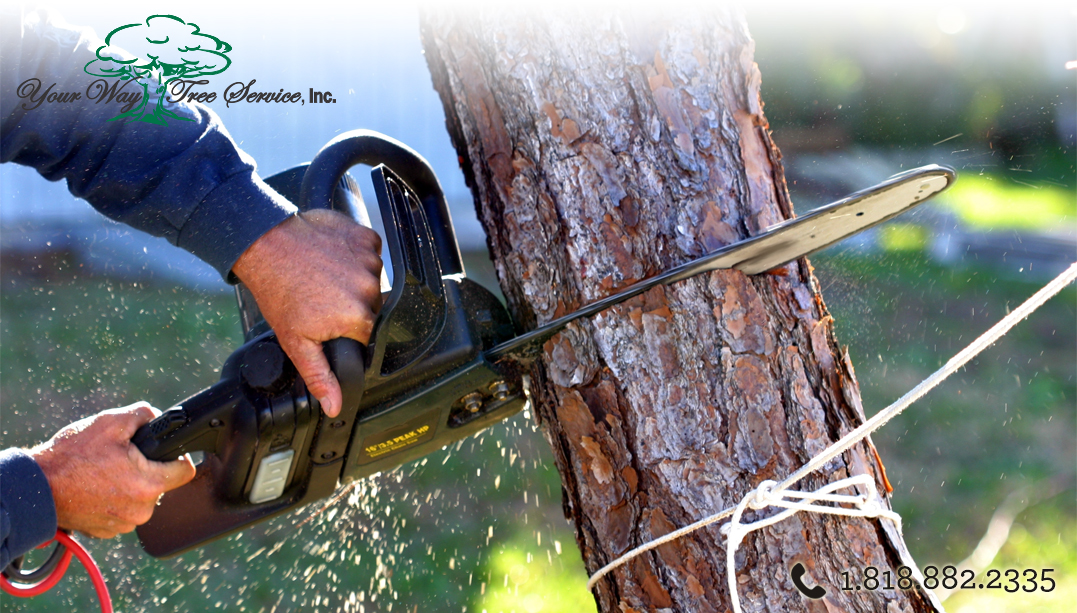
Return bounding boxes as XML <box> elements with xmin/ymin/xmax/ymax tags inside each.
<box><xmin>586</xmin><ymin>262</ymin><xmax>1077</xmax><ymax>596</ymax></box>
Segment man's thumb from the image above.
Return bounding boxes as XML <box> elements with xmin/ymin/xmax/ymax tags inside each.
<box><xmin>282</xmin><ymin>338</ymin><xmax>342</xmax><ymax>418</ymax></box>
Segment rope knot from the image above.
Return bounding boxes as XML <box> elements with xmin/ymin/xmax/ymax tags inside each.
<box><xmin>749</xmin><ymin>480</ymin><xmax>779</xmax><ymax>510</ymax></box>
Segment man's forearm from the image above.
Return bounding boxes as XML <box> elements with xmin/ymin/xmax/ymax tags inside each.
<box><xmin>0</xmin><ymin>10</ymin><xmax>297</xmax><ymax>281</ymax></box>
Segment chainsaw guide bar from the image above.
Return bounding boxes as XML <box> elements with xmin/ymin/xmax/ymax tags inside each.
<box><xmin>488</xmin><ymin>163</ymin><xmax>955</xmax><ymax>364</ymax></box>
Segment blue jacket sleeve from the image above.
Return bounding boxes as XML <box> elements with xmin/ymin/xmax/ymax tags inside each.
<box><xmin>0</xmin><ymin>448</ymin><xmax>58</xmax><ymax>569</ymax></box>
<box><xmin>0</xmin><ymin>10</ymin><xmax>297</xmax><ymax>281</ymax></box>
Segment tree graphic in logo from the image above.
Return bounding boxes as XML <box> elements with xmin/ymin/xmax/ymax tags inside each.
<box><xmin>84</xmin><ymin>15</ymin><xmax>231</xmax><ymax>125</ymax></box>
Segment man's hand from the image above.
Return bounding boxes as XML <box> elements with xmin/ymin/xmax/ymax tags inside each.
<box><xmin>232</xmin><ymin>209</ymin><xmax>383</xmax><ymax>418</ymax></box>
<box><xmin>29</xmin><ymin>404</ymin><xmax>197</xmax><ymax>539</ymax></box>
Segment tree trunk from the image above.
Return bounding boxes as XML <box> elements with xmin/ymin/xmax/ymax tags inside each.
<box><xmin>421</xmin><ymin>7</ymin><xmax>942</xmax><ymax>613</ymax></box>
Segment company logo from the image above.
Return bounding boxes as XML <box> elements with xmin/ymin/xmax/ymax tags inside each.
<box><xmin>15</xmin><ymin>15</ymin><xmax>333</xmax><ymax>121</ymax></box>
<box><xmin>83</xmin><ymin>14</ymin><xmax>231</xmax><ymax>125</ymax></box>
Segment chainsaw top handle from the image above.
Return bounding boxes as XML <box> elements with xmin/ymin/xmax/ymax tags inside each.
<box><xmin>298</xmin><ymin>129</ymin><xmax>464</xmax><ymax>277</ymax></box>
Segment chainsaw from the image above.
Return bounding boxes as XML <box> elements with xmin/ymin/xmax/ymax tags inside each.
<box><xmin>132</xmin><ymin>130</ymin><xmax>955</xmax><ymax>558</ymax></box>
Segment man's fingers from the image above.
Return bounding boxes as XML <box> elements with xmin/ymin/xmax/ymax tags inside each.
<box><xmin>112</xmin><ymin>402</ymin><xmax>160</xmax><ymax>439</ymax></box>
<box><xmin>157</xmin><ymin>456</ymin><xmax>197</xmax><ymax>492</ymax></box>
<box><xmin>282</xmin><ymin>337</ymin><xmax>342</xmax><ymax>418</ymax></box>
<box><xmin>83</xmin><ymin>526</ymin><xmax>125</xmax><ymax>540</ymax></box>
<box><xmin>341</xmin><ymin>304</ymin><xmax>377</xmax><ymax>345</ymax></box>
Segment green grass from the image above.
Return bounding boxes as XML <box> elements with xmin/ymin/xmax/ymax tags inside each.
<box><xmin>940</xmin><ymin>174</ymin><xmax>1074</xmax><ymax>231</ymax></box>
<box><xmin>879</xmin><ymin>223</ymin><xmax>929</xmax><ymax>251</ymax></box>
<box><xmin>476</xmin><ymin>530</ymin><xmax>596</xmax><ymax>613</ymax></box>
<box><xmin>943</xmin><ymin>516</ymin><xmax>1076</xmax><ymax>612</ymax></box>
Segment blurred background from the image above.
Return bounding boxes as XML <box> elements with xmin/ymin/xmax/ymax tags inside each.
<box><xmin>1</xmin><ymin>2</ymin><xmax>1073</xmax><ymax>612</ymax></box>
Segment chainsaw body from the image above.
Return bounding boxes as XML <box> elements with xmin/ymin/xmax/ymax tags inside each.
<box><xmin>134</xmin><ymin>132</ymin><xmax>526</xmax><ymax>558</ymax></box>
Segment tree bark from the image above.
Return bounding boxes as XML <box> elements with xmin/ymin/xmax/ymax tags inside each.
<box><xmin>421</xmin><ymin>7</ymin><xmax>941</xmax><ymax>613</ymax></box>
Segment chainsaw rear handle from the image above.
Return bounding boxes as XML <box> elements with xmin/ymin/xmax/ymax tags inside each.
<box><xmin>131</xmin><ymin>384</ymin><xmax>238</xmax><ymax>462</ymax></box>
<box><xmin>298</xmin><ymin>129</ymin><xmax>464</xmax><ymax>277</ymax></box>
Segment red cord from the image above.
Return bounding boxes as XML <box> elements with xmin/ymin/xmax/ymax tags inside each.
<box><xmin>55</xmin><ymin>531</ymin><xmax>113</xmax><ymax>613</ymax></box>
<box><xmin>0</xmin><ymin>529</ymin><xmax>113</xmax><ymax>613</ymax></box>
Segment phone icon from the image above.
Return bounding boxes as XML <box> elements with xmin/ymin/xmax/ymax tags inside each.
<box><xmin>790</xmin><ymin>562</ymin><xmax>827</xmax><ymax>599</ymax></box>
